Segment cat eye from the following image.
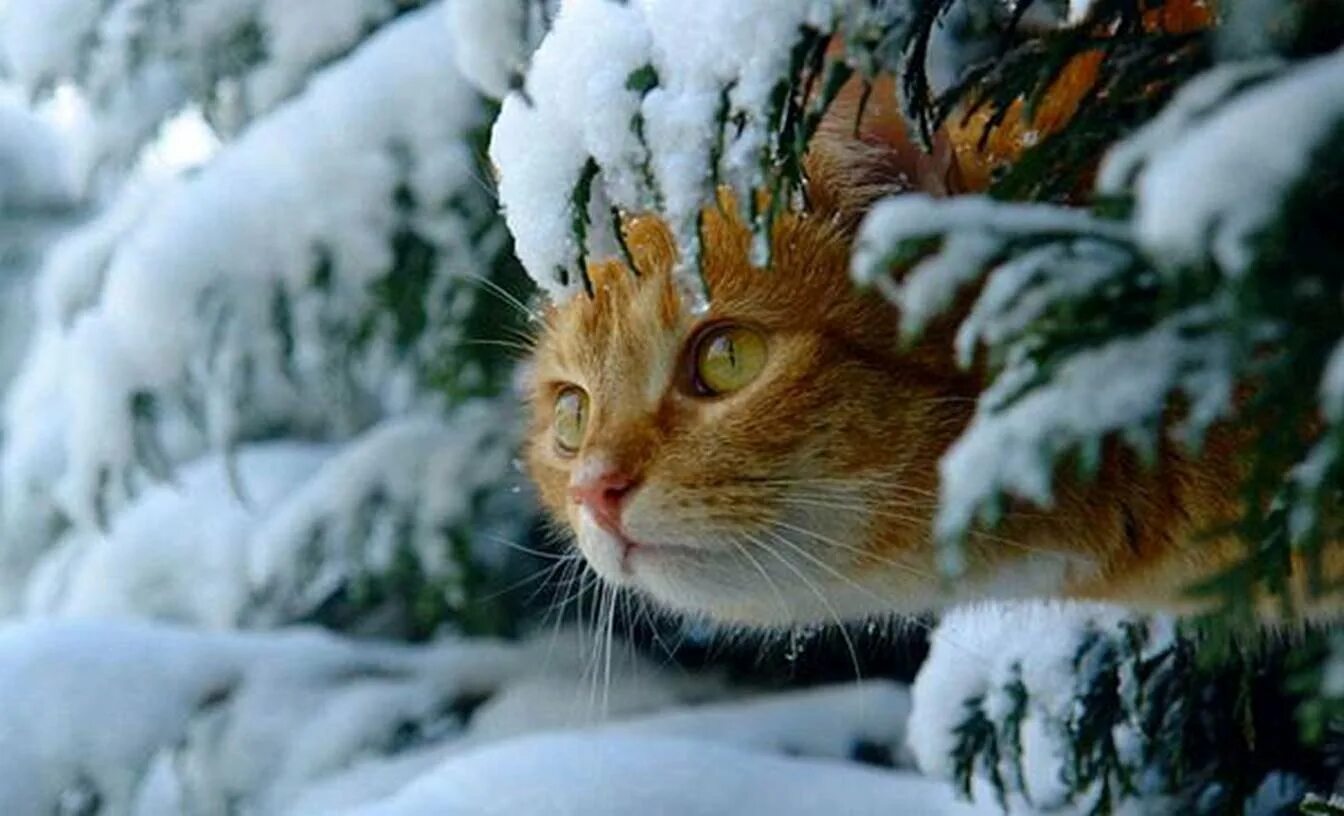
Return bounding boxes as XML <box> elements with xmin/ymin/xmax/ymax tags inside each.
<box><xmin>692</xmin><ymin>324</ymin><xmax>767</xmax><ymax>396</ymax></box>
<box><xmin>553</xmin><ymin>386</ymin><xmax>589</xmax><ymax>455</ymax></box>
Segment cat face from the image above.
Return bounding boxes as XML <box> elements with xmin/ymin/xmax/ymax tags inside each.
<box><xmin>525</xmin><ymin>204</ymin><xmax>986</xmax><ymax>625</ymax></box>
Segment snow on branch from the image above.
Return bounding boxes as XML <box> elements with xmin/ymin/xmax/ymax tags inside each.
<box><xmin>851</xmin><ymin>194</ymin><xmax>1129</xmax><ymax>339</ymax></box>
<box><xmin>939</xmin><ymin>304</ymin><xmax>1235</xmax><ymax>544</ymax></box>
<box><xmin>23</xmin><ymin>405</ymin><xmax>524</xmax><ymax>634</ymax></box>
<box><xmin>24</xmin><ymin>441</ymin><xmax>334</xmax><ymax>628</ymax></box>
<box><xmin>447</xmin><ymin>0</ymin><xmax>553</xmax><ymax>101</ymax></box>
<box><xmin>0</xmin><ymin>620</ymin><xmax>530</xmax><ymax>813</ymax></box>
<box><xmin>1</xmin><ymin>5</ymin><xmax>504</xmax><ymax>544</ymax></box>
<box><xmin>852</xmin><ymin>49</ymin><xmax>1344</xmax><ymax>553</ymax></box>
<box><xmin>0</xmin><ymin>101</ymin><xmax>78</xmax><ymax>211</ymax></box>
<box><xmin>911</xmin><ymin>603</ymin><xmax>1198</xmax><ymax>813</ymax></box>
<box><xmin>911</xmin><ymin>603</ymin><xmax>1315</xmax><ymax>814</ymax></box>
<box><xmin>1099</xmin><ymin>51</ymin><xmax>1344</xmax><ymax>277</ymax></box>
<box><xmin>0</xmin><ymin>0</ymin><xmax>433</xmax><ymax>175</ymax></box>
<box><xmin>245</xmin><ymin>406</ymin><xmax>523</xmax><ymax>631</ymax></box>
<box><xmin>489</xmin><ymin>0</ymin><xmax>854</xmax><ymax>308</ymax></box>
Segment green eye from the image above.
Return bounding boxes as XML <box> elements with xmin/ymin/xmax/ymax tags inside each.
<box><xmin>553</xmin><ymin>386</ymin><xmax>589</xmax><ymax>455</ymax></box>
<box><xmin>694</xmin><ymin>324</ymin><xmax>767</xmax><ymax>396</ymax></box>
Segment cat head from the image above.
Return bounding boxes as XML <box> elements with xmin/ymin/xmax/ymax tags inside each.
<box><xmin>523</xmin><ymin>80</ymin><xmax>985</xmax><ymax>626</ymax></box>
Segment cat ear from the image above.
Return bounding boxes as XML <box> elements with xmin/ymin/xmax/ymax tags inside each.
<box><xmin>805</xmin><ymin>71</ymin><xmax>966</xmax><ymax>221</ymax></box>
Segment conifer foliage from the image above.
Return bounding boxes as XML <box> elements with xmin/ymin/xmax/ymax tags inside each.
<box><xmin>842</xmin><ymin>0</ymin><xmax>1344</xmax><ymax>811</ymax></box>
<box><xmin>0</xmin><ymin>1</ymin><xmax>532</xmax><ymax>636</ymax></box>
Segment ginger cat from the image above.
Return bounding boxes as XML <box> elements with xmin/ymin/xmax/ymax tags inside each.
<box><xmin>523</xmin><ymin>17</ymin><xmax>1310</xmax><ymax>626</ymax></box>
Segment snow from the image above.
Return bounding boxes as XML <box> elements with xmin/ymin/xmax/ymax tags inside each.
<box><xmin>0</xmin><ymin>95</ymin><xmax>82</xmax><ymax>405</ymax></box>
<box><xmin>246</xmin><ymin>407</ymin><xmax>524</xmax><ymax>628</ymax></box>
<box><xmin>0</xmin><ymin>0</ymin><xmax>421</xmax><ymax>176</ymax></box>
<box><xmin>0</xmin><ymin>620</ymin><xmax>524</xmax><ymax>813</ymax></box>
<box><xmin>0</xmin><ymin>101</ymin><xmax>77</xmax><ymax>210</ymax></box>
<box><xmin>1067</xmin><ymin>0</ymin><xmax>1099</xmax><ymax>25</ymax></box>
<box><xmin>851</xmin><ymin>194</ymin><xmax>1128</xmax><ymax>339</ymax></box>
<box><xmin>5</xmin><ymin>3</ymin><xmax>1325</xmax><ymax>814</ymax></box>
<box><xmin>448</xmin><ymin>0</ymin><xmax>542</xmax><ymax>100</ymax></box>
<box><xmin>954</xmin><ymin>240</ymin><xmax>1130</xmax><ymax>366</ymax></box>
<box><xmin>0</xmin><ymin>618</ymin><xmax>1003</xmax><ymax>816</ymax></box>
<box><xmin>9</xmin><ymin>402</ymin><xmax>524</xmax><ymax>635</ymax></box>
<box><xmin>490</xmin><ymin>0</ymin><xmax>846</xmax><ymax>307</ymax></box>
<box><xmin>937</xmin><ymin>304</ymin><xmax>1233</xmax><ymax>540</ymax></box>
<box><xmin>341</xmin><ymin>733</ymin><xmax>994</xmax><ymax>816</ymax></box>
<box><xmin>1</xmin><ymin>4</ymin><xmax>495</xmax><ymax>541</ymax></box>
<box><xmin>1103</xmin><ymin>51</ymin><xmax>1344</xmax><ymax>276</ymax></box>
<box><xmin>848</xmin><ymin>186</ymin><xmax>1247</xmax><ymax>542</ymax></box>
<box><xmin>1322</xmin><ymin>340</ymin><xmax>1344</xmax><ymax>423</ymax></box>
<box><xmin>0</xmin><ymin>184</ymin><xmax>156</xmax><ymax>613</ymax></box>
<box><xmin>607</xmin><ymin>680</ymin><xmax>911</xmax><ymax>760</ymax></box>
<box><xmin>910</xmin><ymin>602</ymin><xmax>1176</xmax><ymax>814</ymax></box>
<box><xmin>25</xmin><ymin>442</ymin><xmax>334</xmax><ymax>627</ymax></box>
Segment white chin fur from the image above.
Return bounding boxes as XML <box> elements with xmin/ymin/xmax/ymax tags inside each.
<box><xmin>570</xmin><ymin>512</ymin><xmax>1052</xmax><ymax>626</ymax></box>
<box><xmin>573</xmin><ymin>509</ymin><xmax>632</xmax><ymax>586</ymax></box>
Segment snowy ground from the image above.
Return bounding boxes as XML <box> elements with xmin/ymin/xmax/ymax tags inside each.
<box><xmin>0</xmin><ymin>617</ymin><xmax>1021</xmax><ymax>815</ymax></box>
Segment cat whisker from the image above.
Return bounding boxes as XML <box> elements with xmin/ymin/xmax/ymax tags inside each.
<box><xmin>476</xmin><ymin>552</ymin><xmax>580</xmax><ymax>604</ymax></box>
<box><xmin>746</xmin><ymin>476</ymin><xmax>943</xmax><ymax>501</ymax></box>
<box><xmin>744</xmin><ymin>531</ymin><xmax>864</xmax><ymax>684</ymax></box>
<box><xmin>602</xmin><ymin>582</ymin><xmax>618</xmax><ymax>718</ymax></box>
<box><xmin>583</xmin><ymin>581</ymin><xmax>611</xmax><ymax>717</ymax></box>
<box><xmin>759</xmin><ymin>528</ymin><xmax>876</xmax><ymax>609</ymax></box>
<box><xmin>772</xmin><ymin>493</ymin><xmax>938</xmax><ymax>513</ymax></box>
<box><xmin>518</xmin><ymin>553</ymin><xmax>589</xmax><ymax>610</ymax></box>
<box><xmin>633</xmin><ymin>594</ymin><xmax>685</xmax><ymax>670</ymax></box>
<box><xmin>757</xmin><ymin>528</ymin><xmax>947</xmax><ymax>641</ymax></box>
<box><xmin>766</xmin><ymin>515</ymin><xmax>942</xmax><ymax>582</ymax></box>
<box><xmin>728</xmin><ymin>535</ymin><xmax>794</xmax><ymax>623</ymax></box>
<box><xmin>466</xmin><ymin>144</ymin><xmax>501</xmax><ymax>204</ymax></box>
<box><xmin>754</xmin><ymin>484</ymin><xmax>940</xmax><ymax>501</ymax></box>
<box><xmin>461</xmin><ymin>337</ymin><xmax>538</xmax><ymax>356</ymax></box>
<box><xmin>481</xmin><ymin>532</ymin><xmax>577</xmax><ymax>561</ymax></box>
<box><xmin>533</xmin><ymin>562</ymin><xmax>596</xmax><ymax>720</ymax></box>
<box><xmin>460</xmin><ymin>269</ymin><xmax>541</xmax><ymax>324</ymax></box>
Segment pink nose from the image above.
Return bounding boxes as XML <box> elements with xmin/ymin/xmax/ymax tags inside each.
<box><xmin>569</xmin><ymin>469</ymin><xmax>638</xmax><ymax>536</ymax></box>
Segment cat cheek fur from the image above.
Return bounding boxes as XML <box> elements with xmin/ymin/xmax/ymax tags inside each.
<box><xmin>517</xmin><ymin>67</ymin><xmax>1006</xmax><ymax>623</ymax></box>
<box><xmin>523</xmin><ymin>193</ymin><xmax>982</xmax><ymax>624</ymax></box>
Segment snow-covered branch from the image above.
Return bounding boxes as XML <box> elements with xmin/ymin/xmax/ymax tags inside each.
<box><xmin>0</xmin><ymin>0</ymin><xmax>433</xmax><ymax>176</ymax></box>
<box><xmin>3</xmin><ymin>5</ymin><xmax>504</xmax><ymax>547</ymax></box>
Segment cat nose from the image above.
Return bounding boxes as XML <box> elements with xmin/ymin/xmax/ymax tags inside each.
<box><xmin>569</xmin><ymin>468</ymin><xmax>639</xmax><ymax>535</ymax></box>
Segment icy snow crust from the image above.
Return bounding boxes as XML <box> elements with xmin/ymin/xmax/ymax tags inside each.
<box><xmin>490</xmin><ymin>0</ymin><xmax>844</xmax><ymax>307</ymax></box>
